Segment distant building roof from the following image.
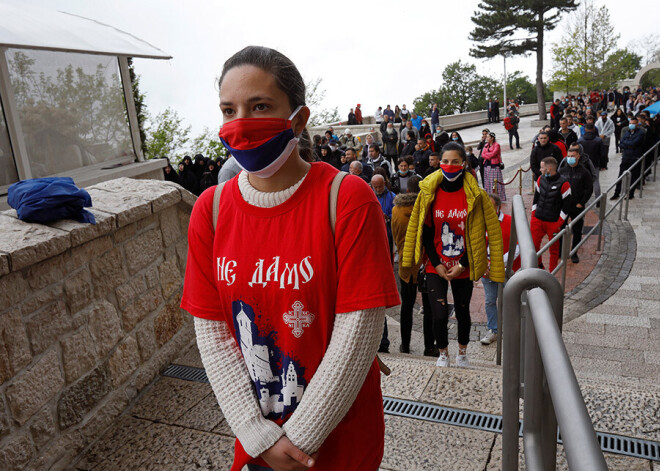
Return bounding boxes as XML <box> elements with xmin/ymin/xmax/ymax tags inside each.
<box><xmin>0</xmin><ymin>3</ymin><xmax>171</xmax><ymax>60</ymax></box>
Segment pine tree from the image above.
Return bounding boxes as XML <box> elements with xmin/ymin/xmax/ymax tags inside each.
<box><xmin>469</xmin><ymin>0</ymin><xmax>578</xmax><ymax>119</ymax></box>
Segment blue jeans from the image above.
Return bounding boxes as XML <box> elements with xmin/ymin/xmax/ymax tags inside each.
<box><xmin>482</xmin><ymin>277</ymin><xmax>500</xmax><ymax>333</ymax></box>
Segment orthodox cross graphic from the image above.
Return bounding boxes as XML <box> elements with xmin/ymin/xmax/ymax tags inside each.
<box><xmin>457</xmin><ymin>221</ymin><xmax>466</xmax><ymax>231</ymax></box>
<box><xmin>283</xmin><ymin>301</ymin><xmax>315</xmax><ymax>338</ymax></box>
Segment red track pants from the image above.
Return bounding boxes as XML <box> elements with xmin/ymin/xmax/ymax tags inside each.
<box><xmin>530</xmin><ymin>216</ymin><xmax>562</xmax><ymax>272</ymax></box>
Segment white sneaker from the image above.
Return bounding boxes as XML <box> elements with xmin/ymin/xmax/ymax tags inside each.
<box><xmin>436</xmin><ymin>351</ymin><xmax>449</xmax><ymax>367</ymax></box>
<box><xmin>456</xmin><ymin>353</ymin><xmax>470</xmax><ymax>368</ymax></box>
<box><xmin>480</xmin><ymin>330</ymin><xmax>497</xmax><ymax>345</ymax></box>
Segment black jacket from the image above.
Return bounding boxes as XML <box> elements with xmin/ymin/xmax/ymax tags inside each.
<box><xmin>533</xmin><ymin>173</ymin><xmax>571</xmax><ymax>223</ymax></box>
<box><xmin>578</xmin><ymin>132</ymin><xmax>605</xmax><ymax>169</ymax></box>
<box><xmin>412</xmin><ymin>148</ymin><xmax>432</xmax><ymax>176</ymax></box>
<box><xmin>529</xmin><ymin>143</ymin><xmax>563</xmax><ymax>178</ymax></box>
<box><xmin>559</xmin><ymin>163</ymin><xmax>593</xmax><ymax>210</ymax></box>
<box><xmin>559</xmin><ymin>129</ymin><xmax>578</xmax><ymax>149</ymax></box>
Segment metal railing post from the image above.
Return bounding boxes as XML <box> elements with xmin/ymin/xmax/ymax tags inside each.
<box><xmin>560</xmin><ymin>230</ymin><xmax>571</xmax><ymax>292</ymax></box>
<box><xmin>597</xmin><ymin>194</ymin><xmax>606</xmax><ymax>252</ymax></box>
<box><xmin>640</xmin><ymin>156</ymin><xmax>646</xmax><ymax>198</ymax></box>
<box><xmin>653</xmin><ymin>144</ymin><xmax>658</xmax><ymax>182</ymax></box>
<box><xmin>624</xmin><ymin>172</ymin><xmax>631</xmax><ymax>221</ymax></box>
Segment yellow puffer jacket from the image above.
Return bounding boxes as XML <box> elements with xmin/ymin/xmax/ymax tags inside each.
<box><xmin>401</xmin><ymin>170</ymin><xmax>505</xmax><ymax>282</ymax></box>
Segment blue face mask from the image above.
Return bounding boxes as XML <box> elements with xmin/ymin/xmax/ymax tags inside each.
<box><xmin>629</xmin><ymin>124</ymin><xmax>636</xmax><ymax>130</ymax></box>
<box><xmin>567</xmin><ymin>157</ymin><xmax>577</xmax><ymax>166</ymax></box>
<box><xmin>544</xmin><ymin>172</ymin><xmax>551</xmax><ymax>177</ymax></box>
<box><xmin>452</xmin><ymin>137</ymin><xmax>459</xmax><ymax>141</ymax></box>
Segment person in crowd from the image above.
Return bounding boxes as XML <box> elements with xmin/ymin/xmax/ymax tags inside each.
<box><xmin>595</xmin><ymin>111</ymin><xmax>614</xmax><ymax>170</ymax></box>
<box><xmin>558</xmin><ymin>117</ymin><xmax>578</xmax><ymax>149</ymax></box>
<box><xmin>529</xmin><ymin>131</ymin><xmax>563</xmax><ymax>182</ymax></box>
<box><xmin>375</xmin><ymin>106</ymin><xmax>383</xmax><ymax>124</ymax></box>
<box><xmin>560</xmin><ymin>143</ymin><xmax>600</xmax><ymax>204</ymax></box>
<box><xmin>481</xmin><ymin>132</ymin><xmax>506</xmax><ymax>202</ymax></box>
<box><xmin>612</xmin><ymin>116</ymin><xmax>645</xmax><ymax>200</ymax></box>
<box><xmin>392</xmin><ymin>157</ymin><xmax>418</xmax><ymax>194</ymax></box>
<box><xmin>411</xmin><ymin>112</ymin><xmax>422</xmax><ymax>131</ymax></box>
<box><xmin>341</xmin><ymin>147</ymin><xmax>372</xmax><ymax>180</ymax></box>
<box><xmin>487</xmin><ymin>98</ymin><xmax>496</xmax><ymax>123</ymax></box>
<box><xmin>531</xmin><ymin>157</ymin><xmax>571</xmax><ymax>272</ymax></box>
<box><xmin>425</xmin><ymin>133</ymin><xmax>436</xmax><ymax>152</ymax></box>
<box><xmin>355</xmin><ymin>103</ymin><xmax>363</xmax><ymax>124</ymax></box>
<box><xmin>217</xmin><ymin>155</ymin><xmax>242</xmax><ymax>184</ymax></box>
<box><xmin>383</xmin><ymin>105</ymin><xmax>395</xmax><ymax>123</ymax></box>
<box><xmin>449</xmin><ymin>131</ymin><xmax>464</xmax><ymax>147</ymax></box>
<box><xmin>163</xmin><ymin>163</ymin><xmax>179</xmax><ymax>183</ymax></box>
<box><xmin>394</xmin><ymin>105</ymin><xmax>402</xmax><ymax>123</ymax></box>
<box><xmin>347</xmin><ymin>108</ymin><xmax>357</xmax><ymax>125</ymax></box>
<box><xmin>339</xmin><ymin>128</ymin><xmax>360</xmax><ymax>152</ymax></box>
<box><xmin>382</xmin><ymin>122</ymin><xmax>399</xmax><ymax>165</ymax></box>
<box><xmin>431</xmin><ymin>103</ymin><xmax>440</xmax><ymax>135</ymax></box>
<box><xmin>372</xmin><ymin>173</ymin><xmax>396</xmax><ymax>268</ymax></box>
<box><xmin>361</xmin><ymin>133</ymin><xmax>379</xmax><ymax>161</ymax></box>
<box><xmin>391</xmin><ymin>175</ymin><xmax>434</xmax><ymax>355</ymax></box>
<box><xmin>480</xmin><ymin>193</ymin><xmax>519</xmax><ymax>345</ymax></box>
<box><xmin>419</xmin><ymin>120</ymin><xmax>431</xmax><ymax>140</ymax></box>
<box><xmin>380</xmin><ymin>113</ymin><xmax>391</xmax><ymax>135</ymax></box>
<box><xmin>323</xmin><ymin>140</ymin><xmax>343</xmax><ymax>169</ymax></box>
<box><xmin>465</xmin><ymin>146</ymin><xmax>480</xmax><ymax>180</ymax></box>
<box><xmin>612</xmin><ymin>108</ymin><xmax>629</xmax><ymax>153</ymax></box>
<box><xmin>476</xmin><ymin>128</ymin><xmax>490</xmax><ymax>185</ymax></box>
<box><xmin>400</xmin><ymin>130</ymin><xmax>418</xmax><ymax>158</ymax></box>
<box><xmin>550</xmin><ymin>99</ymin><xmax>562</xmax><ymax>129</ymax></box>
<box><xmin>403</xmin><ymin>119</ymin><xmax>419</xmax><ymax>142</ymax></box>
<box><xmin>400</xmin><ymin>104</ymin><xmax>410</xmax><ymax>122</ymax></box>
<box><xmin>578</xmin><ymin>123</ymin><xmax>605</xmax><ymax>172</ymax></box>
<box><xmin>184</xmin><ymin>46</ymin><xmax>400</xmax><ymax>471</ymax></box>
<box><xmin>504</xmin><ymin>111</ymin><xmax>521</xmax><ymax>150</ymax></box>
<box><xmin>492</xmin><ymin>97</ymin><xmax>500</xmax><ymax>122</ymax></box>
<box><xmin>434</xmin><ymin>126</ymin><xmax>449</xmax><ymax>151</ymax></box>
<box><xmin>312</xmin><ymin>135</ymin><xmax>323</xmax><ymax>161</ymax></box>
<box><xmin>558</xmin><ymin>147</ymin><xmax>593</xmax><ymax>264</ymax></box>
<box><xmin>424</xmin><ymin>152</ymin><xmax>441</xmax><ymax>178</ymax></box>
<box><xmin>412</xmin><ymin>137</ymin><xmax>432</xmax><ymax>176</ymax></box>
<box><xmin>402</xmin><ymin>142</ymin><xmax>504</xmax><ymax>368</ymax></box>
<box><xmin>199</xmin><ymin>159</ymin><xmax>219</xmax><ymax>193</ymax></box>
<box><xmin>368</xmin><ymin>144</ymin><xmax>393</xmax><ymax>177</ymax></box>
<box><xmin>566</xmin><ymin>115</ymin><xmax>579</xmax><ymax>134</ymax></box>
<box><xmin>178</xmin><ymin>156</ymin><xmax>199</xmax><ymax>194</ymax></box>
<box><xmin>348</xmin><ymin>160</ymin><xmax>369</xmax><ymax>183</ymax></box>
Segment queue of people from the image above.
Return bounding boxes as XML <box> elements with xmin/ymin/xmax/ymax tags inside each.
<box><xmin>162</xmin><ymin>153</ymin><xmax>225</xmax><ymax>196</ymax></box>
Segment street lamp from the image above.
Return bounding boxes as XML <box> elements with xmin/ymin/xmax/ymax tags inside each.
<box><xmin>501</xmin><ymin>46</ymin><xmax>511</xmax><ymax>115</ymax></box>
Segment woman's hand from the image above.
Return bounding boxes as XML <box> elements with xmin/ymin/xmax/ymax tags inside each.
<box><xmin>261</xmin><ymin>436</ymin><xmax>317</xmax><ymax>471</ymax></box>
<box><xmin>435</xmin><ymin>264</ymin><xmax>449</xmax><ymax>280</ymax></box>
<box><xmin>446</xmin><ymin>265</ymin><xmax>465</xmax><ymax>280</ymax></box>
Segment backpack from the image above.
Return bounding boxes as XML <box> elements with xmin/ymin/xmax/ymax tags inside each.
<box><xmin>504</xmin><ymin>117</ymin><xmax>514</xmax><ymax>131</ymax></box>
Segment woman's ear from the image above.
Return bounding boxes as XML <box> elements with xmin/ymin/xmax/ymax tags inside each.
<box><xmin>292</xmin><ymin>106</ymin><xmax>310</xmax><ymax>136</ymax></box>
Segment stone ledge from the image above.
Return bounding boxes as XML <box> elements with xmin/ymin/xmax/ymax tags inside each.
<box><xmin>0</xmin><ymin>178</ymin><xmax>194</xmax><ymax>275</ymax></box>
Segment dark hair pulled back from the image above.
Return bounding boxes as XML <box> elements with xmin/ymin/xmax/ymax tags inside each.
<box><xmin>218</xmin><ymin>46</ymin><xmax>313</xmax><ymax>162</ymax></box>
<box><xmin>440</xmin><ymin>142</ymin><xmax>467</xmax><ymax>161</ymax></box>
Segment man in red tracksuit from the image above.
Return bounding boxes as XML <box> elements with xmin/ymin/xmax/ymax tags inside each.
<box><xmin>531</xmin><ymin>157</ymin><xmax>572</xmax><ymax>272</ymax></box>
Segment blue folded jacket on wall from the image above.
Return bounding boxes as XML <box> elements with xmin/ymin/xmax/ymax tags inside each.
<box><xmin>8</xmin><ymin>177</ymin><xmax>96</xmax><ymax>224</ymax></box>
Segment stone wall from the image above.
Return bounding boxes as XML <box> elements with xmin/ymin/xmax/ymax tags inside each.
<box><xmin>0</xmin><ymin>177</ymin><xmax>195</xmax><ymax>470</ymax></box>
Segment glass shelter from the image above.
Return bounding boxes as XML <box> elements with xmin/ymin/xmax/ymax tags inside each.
<box><xmin>0</xmin><ymin>3</ymin><xmax>171</xmax><ymax>208</ymax></box>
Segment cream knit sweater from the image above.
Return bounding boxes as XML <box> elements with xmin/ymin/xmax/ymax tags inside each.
<box><xmin>194</xmin><ymin>170</ymin><xmax>385</xmax><ymax>457</ymax></box>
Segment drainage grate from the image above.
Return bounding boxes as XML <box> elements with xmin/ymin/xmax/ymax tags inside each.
<box><xmin>163</xmin><ymin>364</ymin><xmax>660</xmax><ymax>462</ymax></box>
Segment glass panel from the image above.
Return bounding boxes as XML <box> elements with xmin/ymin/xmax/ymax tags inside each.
<box><xmin>6</xmin><ymin>49</ymin><xmax>134</xmax><ymax>178</ymax></box>
<box><xmin>0</xmin><ymin>96</ymin><xmax>18</xmax><ymax>186</ymax></box>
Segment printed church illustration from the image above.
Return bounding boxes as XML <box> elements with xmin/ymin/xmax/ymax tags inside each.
<box><xmin>234</xmin><ymin>301</ymin><xmax>305</xmax><ymax>418</ymax></box>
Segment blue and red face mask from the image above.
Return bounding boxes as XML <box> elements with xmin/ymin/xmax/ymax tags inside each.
<box><xmin>218</xmin><ymin>106</ymin><xmax>303</xmax><ymax>178</ymax></box>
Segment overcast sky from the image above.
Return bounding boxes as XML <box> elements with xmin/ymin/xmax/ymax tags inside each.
<box><xmin>15</xmin><ymin>0</ymin><xmax>658</xmax><ymax>136</ymax></box>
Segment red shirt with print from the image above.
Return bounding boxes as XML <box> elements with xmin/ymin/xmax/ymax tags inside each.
<box><xmin>181</xmin><ymin>162</ymin><xmax>400</xmax><ymax>471</ymax></box>
<box><xmin>424</xmin><ymin>186</ymin><xmax>469</xmax><ymax>279</ymax></box>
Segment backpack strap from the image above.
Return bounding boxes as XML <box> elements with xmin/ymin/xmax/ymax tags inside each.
<box><xmin>212</xmin><ymin>182</ymin><xmax>227</xmax><ymax>232</ymax></box>
<box><xmin>328</xmin><ymin>170</ymin><xmax>390</xmax><ymax>376</ymax></box>
<box><xmin>329</xmin><ymin>171</ymin><xmax>348</xmax><ymax>236</ymax></box>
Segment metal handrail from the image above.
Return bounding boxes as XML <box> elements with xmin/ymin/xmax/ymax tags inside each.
<box><xmin>502</xmin><ymin>194</ymin><xmax>608</xmax><ymax>471</ymax></box>
<box><xmin>535</xmin><ymin>140</ymin><xmax>660</xmax><ymax>291</ymax></box>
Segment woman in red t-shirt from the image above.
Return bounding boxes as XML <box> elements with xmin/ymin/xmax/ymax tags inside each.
<box><xmin>181</xmin><ymin>46</ymin><xmax>400</xmax><ymax>471</ymax></box>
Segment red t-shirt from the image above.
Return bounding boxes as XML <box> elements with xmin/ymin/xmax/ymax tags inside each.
<box><xmin>181</xmin><ymin>162</ymin><xmax>400</xmax><ymax>471</ymax></box>
<box><xmin>424</xmin><ymin>186</ymin><xmax>469</xmax><ymax>279</ymax></box>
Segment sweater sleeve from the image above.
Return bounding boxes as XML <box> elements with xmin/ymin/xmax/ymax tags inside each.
<box><xmin>532</xmin><ymin>177</ymin><xmax>540</xmax><ymax>216</ymax></box>
<box><xmin>283</xmin><ymin>308</ymin><xmax>385</xmax><ymax>455</ymax></box>
<box><xmin>193</xmin><ymin>317</ymin><xmax>284</xmax><ymax>457</ymax></box>
<box><xmin>559</xmin><ymin>180</ymin><xmax>572</xmax><ymax>224</ymax></box>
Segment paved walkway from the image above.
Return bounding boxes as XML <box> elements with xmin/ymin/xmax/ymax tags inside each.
<box><xmin>70</xmin><ymin>116</ymin><xmax>660</xmax><ymax>470</ymax></box>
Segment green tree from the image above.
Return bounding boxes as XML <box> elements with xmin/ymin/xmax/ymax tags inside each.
<box><xmin>412</xmin><ymin>61</ymin><xmax>499</xmax><ymax>116</ymax></box>
<box><xmin>506</xmin><ymin>71</ymin><xmax>538</xmax><ymax>104</ymax></box>
<box><xmin>190</xmin><ymin>126</ymin><xmax>228</xmax><ymax>161</ymax></box>
<box><xmin>601</xmin><ymin>49</ymin><xmax>642</xmax><ymax>88</ymax></box>
<box><xmin>305</xmin><ymin>78</ymin><xmax>341</xmax><ymax>126</ymax></box>
<box><xmin>548</xmin><ymin>30</ymin><xmax>584</xmax><ymax>93</ymax></box>
<box><xmin>469</xmin><ymin>0</ymin><xmax>579</xmax><ymax>119</ymax></box>
<box><xmin>144</xmin><ymin>108</ymin><xmax>191</xmax><ymax>161</ymax></box>
<box><xmin>127</xmin><ymin>57</ymin><xmax>148</xmax><ymax>155</ymax></box>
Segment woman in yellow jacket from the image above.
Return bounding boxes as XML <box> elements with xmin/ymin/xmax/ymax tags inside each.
<box><xmin>402</xmin><ymin>142</ymin><xmax>505</xmax><ymax>368</ymax></box>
